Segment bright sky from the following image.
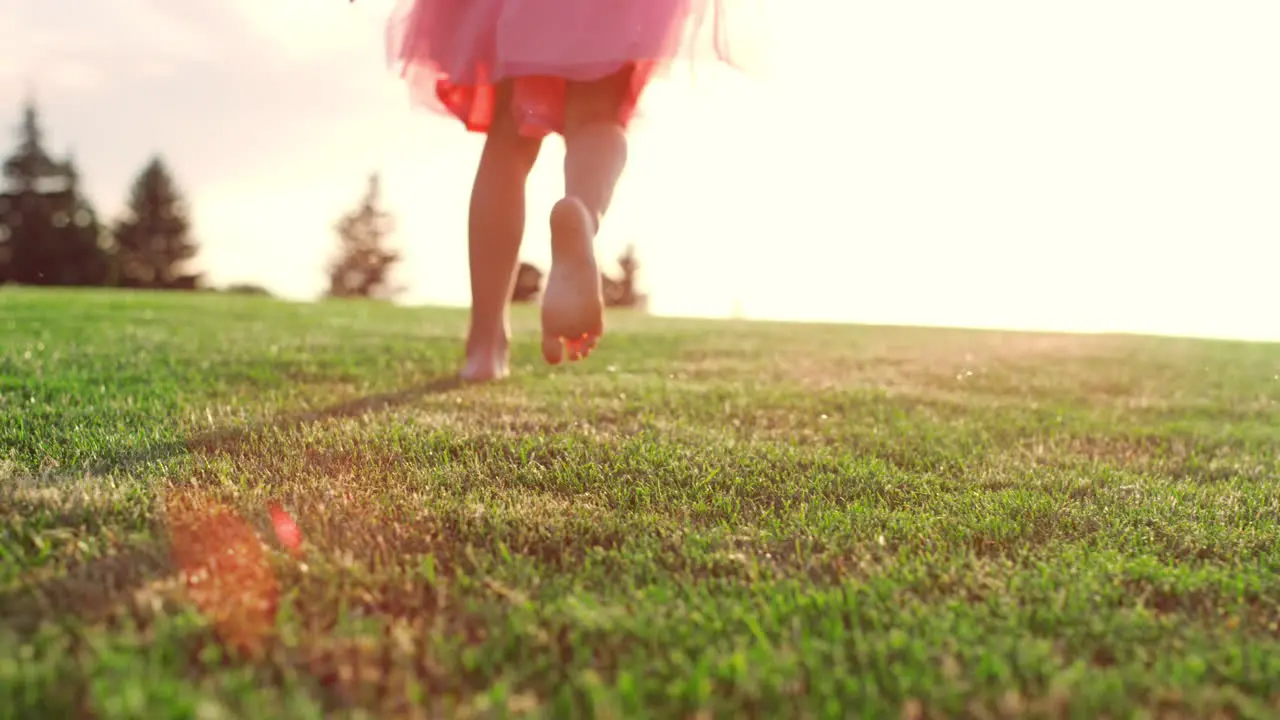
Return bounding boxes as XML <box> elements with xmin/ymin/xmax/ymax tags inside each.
<box><xmin>2</xmin><ymin>0</ymin><xmax>1277</xmax><ymax>341</ymax></box>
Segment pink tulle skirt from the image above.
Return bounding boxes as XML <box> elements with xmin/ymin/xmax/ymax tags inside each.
<box><xmin>386</xmin><ymin>0</ymin><xmax>761</xmax><ymax>137</ymax></box>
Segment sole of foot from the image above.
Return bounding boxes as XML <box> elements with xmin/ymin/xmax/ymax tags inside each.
<box><xmin>541</xmin><ymin>196</ymin><xmax>604</xmax><ymax>365</ymax></box>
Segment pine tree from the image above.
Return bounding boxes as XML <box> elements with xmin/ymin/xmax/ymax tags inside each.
<box><xmin>0</xmin><ymin>101</ymin><xmax>112</xmax><ymax>286</ymax></box>
<box><xmin>327</xmin><ymin>174</ymin><xmax>401</xmax><ymax>299</ymax></box>
<box><xmin>112</xmin><ymin>156</ymin><xmax>200</xmax><ymax>289</ymax></box>
<box><xmin>53</xmin><ymin>157</ymin><xmax>115</xmax><ymax>286</ymax></box>
<box><xmin>3</xmin><ymin>104</ymin><xmax>65</xmax><ymax>191</ymax></box>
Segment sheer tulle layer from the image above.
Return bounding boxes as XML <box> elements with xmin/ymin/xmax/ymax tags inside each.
<box><xmin>386</xmin><ymin>0</ymin><xmax>765</xmax><ymax>137</ymax></box>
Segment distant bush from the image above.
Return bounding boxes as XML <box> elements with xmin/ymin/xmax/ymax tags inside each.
<box><xmin>222</xmin><ymin>283</ymin><xmax>272</xmax><ymax>297</ymax></box>
<box><xmin>511</xmin><ymin>262</ymin><xmax>542</xmax><ymax>303</ymax></box>
<box><xmin>603</xmin><ymin>244</ymin><xmax>647</xmax><ymax>310</ymax></box>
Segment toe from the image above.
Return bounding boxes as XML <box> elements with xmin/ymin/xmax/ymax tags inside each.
<box><xmin>565</xmin><ymin>334</ymin><xmax>598</xmax><ymax>363</ymax></box>
<box><xmin>565</xmin><ymin>337</ymin><xmax>583</xmax><ymax>362</ymax></box>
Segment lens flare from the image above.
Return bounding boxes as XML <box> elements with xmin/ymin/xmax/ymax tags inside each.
<box><xmin>269</xmin><ymin>503</ymin><xmax>304</xmax><ymax>558</ymax></box>
<box><xmin>166</xmin><ymin>490</ymin><xmax>279</xmax><ymax>658</ymax></box>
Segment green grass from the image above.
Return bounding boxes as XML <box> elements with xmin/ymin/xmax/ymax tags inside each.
<box><xmin>2</xmin><ymin>286</ymin><xmax>1278</xmax><ymax>719</ymax></box>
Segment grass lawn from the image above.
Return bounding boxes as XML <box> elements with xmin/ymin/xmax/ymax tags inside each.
<box><xmin>2</xmin><ymin>286</ymin><xmax>1278</xmax><ymax>719</ymax></box>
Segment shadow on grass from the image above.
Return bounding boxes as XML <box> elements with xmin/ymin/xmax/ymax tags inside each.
<box><xmin>1</xmin><ymin>375</ymin><xmax>467</xmax><ymax>635</ymax></box>
<box><xmin>87</xmin><ymin>374</ymin><xmax>465</xmax><ymax>477</ymax></box>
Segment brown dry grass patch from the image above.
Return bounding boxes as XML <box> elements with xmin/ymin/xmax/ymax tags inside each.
<box><xmin>1006</xmin><ymin>433</ymin><xmax>1277</xmax><ymax>482</ymax></box>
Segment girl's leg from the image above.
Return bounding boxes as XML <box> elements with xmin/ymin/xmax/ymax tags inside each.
<box><xmin>462</xmin><ymin>82</ymin><xmax>544</xmax><ymax>382</ymax></box>
<box><xmin>540</xmin><ymin>70</ymin><xmax>631</xmax><ymax>364</ymax></box>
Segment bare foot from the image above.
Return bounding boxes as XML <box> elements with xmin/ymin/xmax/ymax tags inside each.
<box><xmin>541</xmin><ymin>197</ymin><xmax>604</xmax><ymax>365</ymax></box>
<box><xmin>460</xmin><ymin>328</ymin><xmax>509</xmax><ymax>383</ymax></box>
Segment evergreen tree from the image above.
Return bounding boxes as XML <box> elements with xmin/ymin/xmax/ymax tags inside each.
<box><xmin>53</xmin><ymin>157</ymin><xmax>115</xmax><ymax>286</ymax></box>
<box><xmin>3</xmin><ymin>104</ymin><xmax>62</xmax><ymax>192</ymax></box>
<box><xmin>0</xmin><ymin>101</ymin><xmax>111</xmax><ymax>286</ymax></box>
<box><xmin>327</xmin><ymin>174</ymin><xmax>401</xmax><ymax>299</ymax></box>
<box><xmin>112</xmin><ymin>156</ymin><xmax>200</xmax><ymax>289</ymax></box>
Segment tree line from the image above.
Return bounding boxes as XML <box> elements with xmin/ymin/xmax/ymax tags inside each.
<box><xmin>332</xmin><ymin>173</ymin><xmax>647</xmax><ymax>309</ymax></box>
<box><xmin>0</xmin><ymin>101</ymin><xmax>646</xmax><ymax>308</ymax></box>
<box><xmin>0</xmin><ymin>104</ymin><xmax>197</xmax><ymax>289</ymax></box>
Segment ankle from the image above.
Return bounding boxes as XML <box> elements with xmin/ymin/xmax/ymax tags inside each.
<box><xmin>466</xmin><ymin>322</ymin><xmax>509</xmax><ymax>350</ymax></box>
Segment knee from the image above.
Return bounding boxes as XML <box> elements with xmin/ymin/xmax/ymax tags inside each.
<box><xmin>563</xmin><ymin>97</ymin><xmax>629</xmax><ymax>138</ymax></box>
<box><xmin>485</xmin><ymin>128</ymin><xmax>542</xmax><ymax>174</ymax></box>
<box><xmin>508</xmin><ymin>133</ymin><xmax>544</xmax><ymax>172</ymax></box>
<box><xmin>564</xmin><ymin>104</ymin><xmax>622</xmax><ymax>137</ymax></box>
<box><xmin>563</xmin><ymin>121</ymin><xmax>628</xmax><ymax>160</ymax></box>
